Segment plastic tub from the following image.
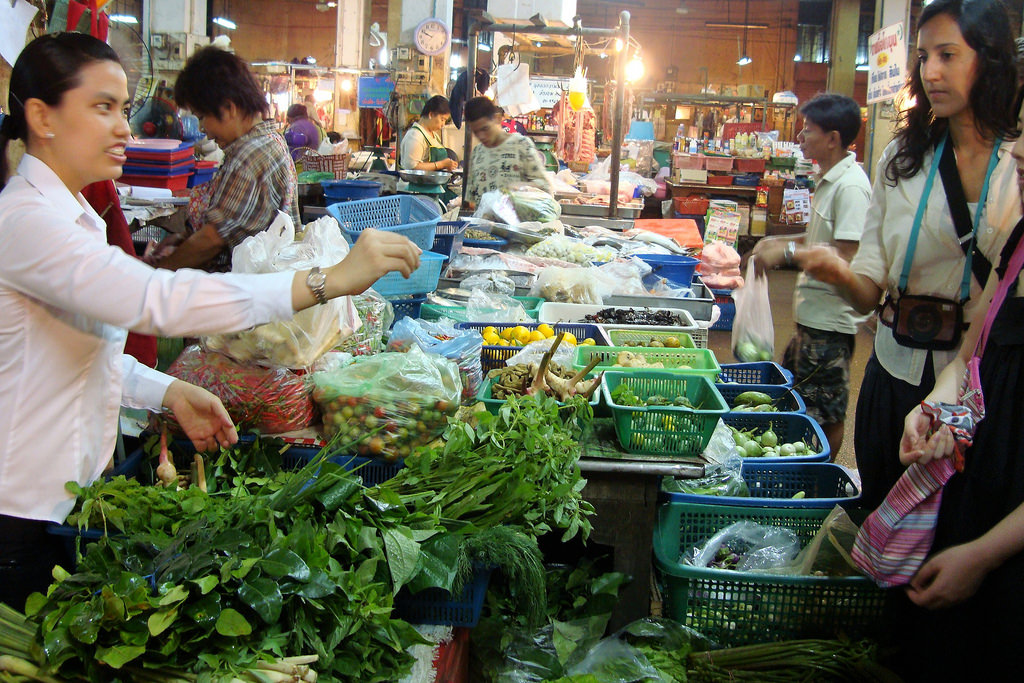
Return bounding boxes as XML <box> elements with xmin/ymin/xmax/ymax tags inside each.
<box><xmin>420</xmin><ymin>296</ymin><xmax>544</xmax><ymax>323</ymax></box>
<box><xmin>672</xmin><ymin>196</ymin><xmax>710</xmax><ymax>215</ymax></box>
<box><xmin>601</xmin><ymin>371</ymin><xmax>728</xmax><ymax>456</ymax></box>
<box><xmin>672</xmin><ymin>153</ymin><xmax>705</xmax><ymax>170</ymax></box>
<box><xmin>635</xmin><ymin>254</ymin><xmax>699</xmax><ymax>288</ymax></box>
<box><xmin>575</xmin><ymin>345</ymin><xmax>720</xmax><ymax>380</ymax></box>
<box><xmin>370</xmin><ymin>251</ymin><xmax>446</xmax><ymax>298</ymax></box>
<box><xmin>734</xmin><ymin>157</ymin><xmax>767</xmax><ymax>173</ymax></box>
<box><xmin>538</xmin><ymin>302</ymin><xmax>697</xmax><ymax>332</ymax></box>
<box><xmin>718</xmin><ymin>361</ymin><xmax>794</xmax><ymax>387</ymax></box>
<box><xmin>654</xmin><ymin>501</ymin><xmax>885</xmax><ymax>645</ymax></box>
<box><xmin>706</xmin><ymin>174</ymin><xmax>734</xmax><ymax>186</ymax></box>
<box><xmin>432</xmin><ymin>221</ymin><xmax>467</xmax><ymax>261</ymax></box>
<box><xmin>716</xmin><ymin>382</ymin><xmax>806</xmax><ymax>414</ymax></box>
<box><xmin>321</xmin><ymin>179</ymin><xmax>381</xmax><ymax>202</ymax></box>
<box><xmin>456</xmin><ymin>322</ymin><xmax>609</xmax><ymax>372</ymax></box>
<box><xmin>722</xmin><ymin>412</ymin><xmax>830</xmax><ymax>463</ymax></box>
<box><xmin>661</xmin><ymin>462</ymin><xmax>858</xmax><ymax>508</ymax></box>
<box><xmin>327</xmin><ymin>195</ymin><xmax>440</xmax><ymax>250</ymax></box>
<box><xmin>388</xmin><ymin>295</ymin><xmax>427</xmax><ymax>322</ymax></box>
<box><xmin>703</xmin><ymin>156</ymin><xmax>734</xmax><ymax>172</ymax></box>
<box><xmin>476</xmin><ymin>375</ymin><xmax>601</xmax><ymax>415</ymax></box>
<box><xmin>710</xmin><ymin>288</ymin><xmax>735</xmax><ymax>330</ymax></box>
<box><xmin>392</xmin><ymin>565</ymin><xmax>492</xmax><ymax>627</ymax></box>
<box><xmin>607</xmin><ymin>329</ymin><xmax>697</xmax><ymax>350</ymax></box>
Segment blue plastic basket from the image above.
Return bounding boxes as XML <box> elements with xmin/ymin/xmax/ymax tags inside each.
<box><xmin>636</xmin><ymin>254</ymin><xmax>700</xmax><ymax>288</ymax></box>
<box><xmin>662</xmin><ymin>462</ymin><xmax>858</xmax><ymax>507</ymax></box>
<box><xmin>455</xmin><ymin>322</ymin><xmax>610</xmax><ymax>372</ymax></box>
<box><xmin>392</xmin><ymin>565</ymin><xmax>492</xmax><ymax>626</ymax></box>
<box><xmin>388</xmin><ymin>295</ymin><xmax>427</xmax><ymax>322</ymax></box>
<box><xmin>370</xmin><ymin>250</ymin><xmax>446</xmax><ymax>297</ymax></box>
<box><xmin>716</xmin><ymin>383</ymin><xmax>806</xmax><ymax>414</ymax></box>
<box><xmin>432</xmin><ymin>221</ymin><xmax>467</xmax><ymax>261</ymax></box>
<box><xmin>289</xmin><ymin>447</ymin><xmax>404</xmax><ymax>487</ymax></box>
<box><xmin>718</xmin><ymin>362</ymin><xmax>794</xmax><ymax>387</ymax></box>
<box><xmin>321</xmin><ymin>179</ymin><xmax>382</xmax><ymax>202</ymax></box>
<box><xmin>462</xmin><ymin>236</ymin><xmax>509</xmax><ymax>249</ymax></box>
<box><xmin>710</xmin><ymin>288</ymin><xmax>735</xmax><ymax>331</ymax></box>
<box><xmin>722</xmin><ymin>412</ymin><xmax>830</xmax><ymax>463</ymax></box>
<box><xmin>327</xmin><ymin>195</ymin><xmax>440</xmax><ymax>250</ymax></box>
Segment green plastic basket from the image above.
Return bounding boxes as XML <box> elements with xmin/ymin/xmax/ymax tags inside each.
<box><xmin>601</xmin><ymin>371</ymin><xmax>727</xmax><ymax>456</ymax></box>
<box><xmin>476</xmin><ymin>375</ymin><xmax>600</xmax><ymax>415</ymax></box>
<box><xmin>574</xmin><ymin>346</ymin><xmax>720</xmax><ymax>380</ymax></box>
<box><xmin>654</xmin><ymin>501</ymin><xmax>886</xmax><ymax>645</ymax></box>
<box><xmin>420</xmin><ymin>296</ymin><xmax>543</xmax><ymax>323</ymax></box>
<box><xmin>606</xmin><ymin>329</ymin><xmax>697</xmax><ymax>349</ymax></box>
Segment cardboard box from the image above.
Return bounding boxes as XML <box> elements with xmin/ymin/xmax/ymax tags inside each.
<box><xmin>678</xmin><ymin>169</ymin><xmax>708</xmax><ymax>184</ymax></box>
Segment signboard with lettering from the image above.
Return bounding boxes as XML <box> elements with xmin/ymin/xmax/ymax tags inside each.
<box><xmin>357</xmin><ymin>75</ymin><xmax>395</xmax><ymax>108</ymax></box>
<box><xmin>866</xmin><ymin>22</ymin><xmax>907</xmax><ymax>105</ymax></box>
<box><xmin>530</xmin><ymin>76</ymin><xmax>571</xmax><ymax>109</ymax></box>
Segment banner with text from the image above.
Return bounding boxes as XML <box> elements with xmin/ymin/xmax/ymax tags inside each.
<box><xmin>867</xmin><ymin>22</ymin><xmax>907</xmax><ymax>104</ymax></box>
<box><xmin>358</xmin><ymin>76</ymin><xmax>395</xmax><ymax>108</ymax></box>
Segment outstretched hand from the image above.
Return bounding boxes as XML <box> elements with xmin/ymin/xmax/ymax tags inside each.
<box><xmin>899</xmin><ymin>404</ymin><xmax>955</xmax><ymax>466</ymax></box>
<box><xmin>797</xmin><ymin>244</ymin><xmax>848</xmax><ymax>285</ymax></box>
<box><xmin>328</xmin><ymin>228</ymin><xmax>421</xmax><ymax>295</ymax></box>
<box><xmin>162</xmin><ymin>380</ymin><xmax>238</xmax><ymax>453</ymax></box>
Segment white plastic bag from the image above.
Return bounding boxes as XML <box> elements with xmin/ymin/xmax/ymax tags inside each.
<box><xmin>506</xmin><ymin>337</ymin><xmax>576</xmax><ymax>369</ymax></box>
<box><xmin>730</xmin><ymin>259</ymin><xmax>775</xmax><ymax>363</ymax></box>
<box><xmin>465</xmin><ymin>290</ymin><xmax>533</xmax><ymax>323</ymax></box>
<box><xmin>204</xmin><ymin>212</ymin><xmax>361</xmax><ymax>368</ymax></box>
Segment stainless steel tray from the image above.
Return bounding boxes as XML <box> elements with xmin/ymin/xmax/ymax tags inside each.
<box><xmin>486</xmin><ymin>222</ymin><xmax>546</xmax><ymax>244</ymax></box>
<box><xmin>559</xmin><ymin>201</ymin><xmax>643</xmax><ymax>219</ymax></box>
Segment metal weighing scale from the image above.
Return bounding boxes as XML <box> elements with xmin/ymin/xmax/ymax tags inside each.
<box><xmin>526</xmin><ymin>131</ymin><xmax>559</xmax><ymax>173</ymax></box>
<box><xmin>397</xmin><ymin>169</ymin><xmax>450</xmax><ymax>196</ymax></box>
<box><xmin>364</xmin><ymin>146</ymin><xmax>393</xmax><ymax>172</ymax></box>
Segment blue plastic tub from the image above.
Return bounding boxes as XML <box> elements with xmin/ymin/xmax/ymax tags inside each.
<box><xmin>327</xmin><ymin>195</ymin><xmax>440</xmax><ymax>250</ymax></box>
<box><xmin>388</xmin><ymin>295</ymin><xmax>427</xmax><ymax>323</ymax></box>
<box><xmin>371</xmin><ymin>251</ymin><xmax>446</xmax><ymax>297</ymax></box>
<box><xmin>661</xmin><ymin>462</ymin><xmax>858</xmax><ymax>508</ymax></box>
<box><xmin>716</xmin><ymin>382</ymin><xmax>806</xmax><ymax>414</ymax></box>
<box><xmin>636</xmin><ymin>254</ymin><xmax>699</xmax><ymax>288</ymax></box>
<box><xmin>710</xmin><ymin>287</ymin><xmax>735</xmax><ymax>331</ymax></box>
<box><xmin>432</xmin><ymin>220</ymin><xmax>467</xmax><ymax>261</ymax></box>
<box><xmin>392</xmin><ymin>564</ymin><xmax>493</xmax><ymax>627</ymax></box>
<box><xmin>721</xmin><ymin>412</ymin><xmax>830</xmax><ymax>463</ymax></box>
<box><xmin>718</xmin><ymin>362</ymin><xmax>794</xmax><ymax>388</ymax></box>
<box><xmin>321</xmin><ymin>179</ymin><xmax>382</xmax><ymax>202</ymax></box>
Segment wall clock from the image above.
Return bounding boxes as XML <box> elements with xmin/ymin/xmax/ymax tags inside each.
<box><xmin>414</xmin><ymin>18</ymin><xmax>450</xmax><ymax>56</ymax></box>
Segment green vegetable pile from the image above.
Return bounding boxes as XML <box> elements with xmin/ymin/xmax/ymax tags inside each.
<box><xmin>610</xmin><ymin>383</ymin><xmax>697</xmax><ymax>409</ymax></box>
<box><xmin>1</xmin><ymin>394</ymin><xmax>594</xmax><ymax>682</ymax></box>
<box><xmin>729</xmin><ymin>390</ymin><xmax>780</xmax><ymax>412</ymax></box>
<box><xmin>662</xmin><ymin>465</ymin><xmax>750</xmax><ymax>498</ymax></box>
<box><xmin>728</xmin><ymin>424</ymin><xmax>815</xmax><ymax>458</ymax></box>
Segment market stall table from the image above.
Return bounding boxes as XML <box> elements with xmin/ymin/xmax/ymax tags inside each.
<box><xmin>578</xmin><ymin>419</ymin><xmax>704</xmax><ymax>631</ymax></box>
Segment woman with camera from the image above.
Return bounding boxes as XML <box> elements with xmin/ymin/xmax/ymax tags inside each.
<box><xmin>798</xmin><ymin>0</ymin><xmax>1021</xmax><ymax>510</ymax></box>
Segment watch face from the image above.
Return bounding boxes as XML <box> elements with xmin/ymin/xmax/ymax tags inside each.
<box><xmin>415</xmin><ymin>19</ymin><xmax>450</xmax><ymax>56</ymax></box>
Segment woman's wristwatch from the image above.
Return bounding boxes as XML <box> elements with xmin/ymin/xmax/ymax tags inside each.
<box><xmin>306</xmin><ymin>267</ymin><xmax>328</xmax><ymax>305</ymax></box>
<box><xmin>783</xmin><ymin>241</ymin><xmax>797</xmax><ymax>267</ymax></box>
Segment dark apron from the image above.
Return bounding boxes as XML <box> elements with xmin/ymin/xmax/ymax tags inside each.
<box><xmin>420</xmin><ymin>129</ymin><xmax>457</xmax><ymax>205</ymax></box>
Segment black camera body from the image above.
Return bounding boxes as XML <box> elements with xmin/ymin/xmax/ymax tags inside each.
<box><xmin>892</xmin><ymin>294</ymin><xmax>964</xmax><ymax>351</ymax></box>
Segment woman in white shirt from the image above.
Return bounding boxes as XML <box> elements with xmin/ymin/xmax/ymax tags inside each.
<box><xmin>0</xmin><ymin>33</ymin><xmax>419</xmax><ymax>608</ymax></box>
<box><xmin>800</xmin><ymin>0</ymin><xmax>1021</xmax><ymax>510</ymax></box>
<box><xmin>399</xmin><ymin>95</ymin><xmax>457</xmax><ymax>173</ymax></box>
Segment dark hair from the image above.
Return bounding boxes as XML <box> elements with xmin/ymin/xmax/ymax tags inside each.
<box><xmin>464</xmin><ymin>96</ymin><xmax>500</xmax><ymax>123</ymax></box>
<box><xmin>1</xmin><ymin>32</ymin><xmax>120</xmax><ymax>186</ymax></box>
<box><xmin>326</xmin><ymin>131</ymin><xmax>342</xmax><ymax>143</ymax></box>
<box><xmin>287</xmin><ymin>103</ymin><xmax>308</xmax><ymax>119</ymax></box>
<box><xmin>173</xmin><ymin>46</ymin><xmax>268</xmax><ymax>119</ymax></box>
<box><xmin>800</xmin><ymin>93</ymin><xmax>862</xmax><ymax>148</ymax></box>
<box><xmin>887</xmin><ymin>0</ymin><xmax>1019</xmax><ymax>183</ymax></box>
<box><xmin>421</xmin><ymin>95</ymin><xmax>451</xmax><ymax>119</ymax></box>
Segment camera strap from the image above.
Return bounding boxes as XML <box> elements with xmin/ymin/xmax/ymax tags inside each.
<box><xmin>899</xmin><ymin>133</ymin><xmax>1001</xmax><ymax>303</ymax></box>
<box><xmin>938</xmin><ymin>134</ymin><xmax>997</xmax><ymax>290</ymax></box>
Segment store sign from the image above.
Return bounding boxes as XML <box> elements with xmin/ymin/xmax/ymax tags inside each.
<box><xmin>357</xmin><ymin>75</ymin><xmax>395</xmax><ymax>108</ymax></box>
<box><xmin>866</xmin><ymin>22</ymin><xmax>907</xmax><ymax>104</ymax></box>
<box><xmin>530</xmin><ymin>77</ymin><xmax>570</xmax><ymax>109</ymax></box>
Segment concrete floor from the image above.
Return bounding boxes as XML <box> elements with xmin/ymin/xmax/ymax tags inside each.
<box><xmin>705</xmin><ymin>268</ymin><xmax>874</xmax><ymax>471</ymax></box>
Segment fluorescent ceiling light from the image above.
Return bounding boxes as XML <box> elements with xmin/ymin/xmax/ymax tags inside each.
<box><xmin>706</xmin><ymin>22</ymin><xmax>768</xmax><ymax>29</ymax></box>
<box><xmin>478</xmin><ymin>43</ymin><xmax>491</xmax><ymax>52</ymax></box>
<box><xmin>856</xmin><ymin>63</ymin><xmax>869</xmax><ymax>71</ymax></box>
<box><xmin>737</xmin><ymin>55</ymin><xmax>752</xmax><ymax>66</ymax></box>
<box><xmin>213</xmin><ymin>17</ymin><xmax>237</xmax><ymax>30</ymax></box>
<box><xmin>109</xmin><ymin>14</ymin><xmax>138</xmax><ymax>24</ymax></box>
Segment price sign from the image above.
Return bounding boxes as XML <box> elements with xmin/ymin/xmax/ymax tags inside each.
<box><xmin>357</xmin><ymin>75</ymin><xmax>395</xmax><ymax>108</ymax></box>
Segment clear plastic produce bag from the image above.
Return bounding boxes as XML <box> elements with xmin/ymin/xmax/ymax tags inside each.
<box><xmin>465</xmin><ymin>290</ymin><xmax>533</xmax><ymax>323</ymax></box>
<box><xmin>731</xmin><ymin>259</ymin><xmax>775</xmax><ymax>362</ymax></box>
<box><xmin>163</xmin><ymin>345</ymin><xmax>317</xmax><ymax>434</ymax></box>
<box><xmin>662</xmin><ymin>461</ymin><xmax>749</xmax><ymax>498</ymax></box>
<box><xmin>506</xmin><ymin>337</ymin><xmax>577</xmax><ymax>369</ymax></box>
<box><xmin>461</xmin><ymin>271</ymin><xmax>516</xmax><ymax>297</ymax></box>
<box><xmin>311</xmin><ymin>345</ymin><xmax>461</xmax><ymax>460</ymax></box>
<box><xmin>204</xmin><ymin>212</ymin><xmax>360</xmax><ymax>368</ymax></box>
<box><xmin>526</xmin><ymin>235</ymin><xmax>615</xmax><ymax>265</ymax></box>
<box><xmin>386</xmin><ymin>318</ymin><xmax>484</xmax><ymax>404</ymax></box>
<box><xmin>335</xmin><ymin>289</ymin><xmax>393</xmax><ymax>356</ymax></box>
<box><xmin>687</xmin><ymin>520</ymin><xmax>800</xmax><ymax>573</ymax></box>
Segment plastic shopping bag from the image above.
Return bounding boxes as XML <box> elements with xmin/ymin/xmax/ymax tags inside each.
<box><xmin>731</xmin><ymin>259</ymin><xmax>775</xmax><ymax>362</ymax></box>
<box><xmin>204</xmin><ymin>212</ymin><xmax>361</xmax><ymax>368</ymax></box>
<box><xmin>386</xmin><ymin>317</ymin><xmax>484</xmax><ymax>404</ymax></box>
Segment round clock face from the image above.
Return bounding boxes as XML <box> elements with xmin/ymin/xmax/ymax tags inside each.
<box><xmin>414</xmin><ymin>18</ymin><xmax>450</xmax><ymax>56</ymax></box>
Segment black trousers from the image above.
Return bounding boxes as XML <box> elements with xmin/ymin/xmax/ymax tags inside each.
<box><xmin>853</xmin><ymin>352</ymin><xmax>936</xmax><ymax>510</ymax></box>
<box><xmin>0</xmin><ymin>514</ymin><xmax>69</xmax><ymax>611</ymax></box>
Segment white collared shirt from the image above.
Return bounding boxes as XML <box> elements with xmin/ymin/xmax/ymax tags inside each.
<box><xmin>851</xmin><ymin>138</ymin><xmax>1022</xmax><ymax>385</ymax></box>
<box><xmin>796</xmin><ymin>151</ymin><xmax>872</xmax><ymax>334</ymax></box>
<box><xmin>0</xmin><ymin>156</ymin><xmax>295</xmax><ymax>522</ymax></box>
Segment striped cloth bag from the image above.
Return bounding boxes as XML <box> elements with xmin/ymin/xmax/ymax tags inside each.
<box><xmin>851</xmin><ymin>457</ymin><xmax>956</xmax><ymax>587</ymax></box>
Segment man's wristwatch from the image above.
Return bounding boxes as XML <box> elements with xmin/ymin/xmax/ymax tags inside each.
<box><xmin>306</xmin><ymin>267</ymin><xmax>328</xmax><ymax>305</ymax></box>
<box><xmin>783</xmin><ymin>241</ymin><xmax>797</xmax><ymax>267</ymax></box>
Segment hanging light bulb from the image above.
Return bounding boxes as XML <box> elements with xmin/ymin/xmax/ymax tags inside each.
<box><xmin>569</xmin><ymin>67</ymin><xmax>588</xmax><ymax>111</ymax></box>
<box><xmin>625</xmin><ymin>53</ymin><xmax>645</xmax><ymax>83</ymax></box>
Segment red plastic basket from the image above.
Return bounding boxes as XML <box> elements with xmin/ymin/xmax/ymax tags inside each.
<box><xmin>704</xmin><ymin>156</ymin><xmax>734</xmax><ymax>172</ymax></box>
<box><xmin>707</xmin><ymin>174</ymin><xmax>734</xmax><ymax>186</ymax></box>
<box><xmin>673</xmin><ymin>196</ymin><xmax>710</xmax><ymax>215</ymax></box>
<box><xmin>734</xmin><ymin>157</ymin><xmax>767</xmax><ymax>173</ymax></box>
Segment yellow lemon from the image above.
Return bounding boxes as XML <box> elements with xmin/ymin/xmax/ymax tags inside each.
<box><xmin>561</xmin><ymin>332</ymin><xmax>578</xmax><ymax>346</ymax></box>
<box><xmin>497</xmin><ymin>338</ymin><xmax>510</xmax><ymax>346</ymax></box>
<box><xmin>537</xmin><ymin>323</ymin><xmax>555</xmax><ymax>338</ymax></box>
<box><xmin>483</xmin><ymin>332</ymin><xmax>501</xmax><ymax>346</ymax></box>
<box><xmin>528</xmin><ymin>330</ymin><xmax>546</xmax><ymax>343</ymax></box>
<box><xmin>514</xmin><ymin>327</ymin><xmax>532</xmax><ymax>345</ymax></box>
<box><xmin>482</xmin><ymin>326</ymin><xmax>498</xmax><ymax>337</ymax></box>
<box><xmin>580</xmin><ymin>337</ymin><xmax>596</xmax><ymax>345</ymax></box>
<box><xmin>500</xmin><ymin>326</ymin><xmax>516</xmax><ymax>341</ymax></box>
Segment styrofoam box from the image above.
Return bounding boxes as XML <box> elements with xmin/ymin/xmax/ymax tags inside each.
<box><xmin>538</xmin><ymin>302</ymin><xmax>698</xmax><ymax>334</ymax></box>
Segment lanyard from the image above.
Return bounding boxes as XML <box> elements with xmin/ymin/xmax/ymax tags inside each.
<box><xmin>898</xmin><ymin>133</ymin><xmax>1002</xmax><ymax>301</ymax></box>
